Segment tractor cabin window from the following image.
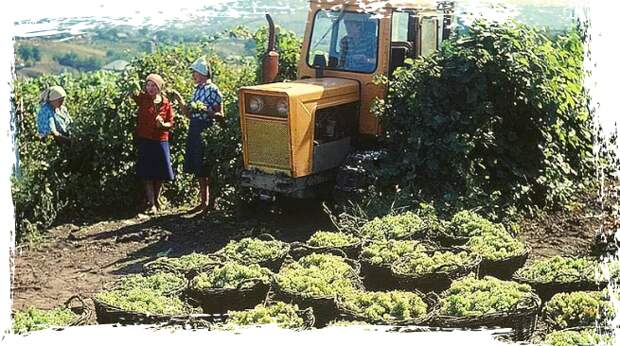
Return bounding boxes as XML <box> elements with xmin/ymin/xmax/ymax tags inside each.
<box><xmin>389</xmin><ymin>10</ymin><xmax>417</xmax><ymax>75</ymax></box>
<box><xmin>308</xmin><ymin>10</ymin><xmax>379</xmax><ymax>74</ymax></box>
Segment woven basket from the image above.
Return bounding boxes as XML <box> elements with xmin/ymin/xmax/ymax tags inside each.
<box><xmin>358</xmin><ymin>241</ymin><xmax>434</xmax><ymax>291</ymax></box>
<box><xmin>289</xmin><ymin>240</ymin><xmax>362</xmax><ymax>261</ymax></box>
<box><xmin>273</xmin><ymin>257</ymin><xmax>363</xmax><ymax>327</ymax></box>
<box><xmin>335</xmin><ymin>290</ymin><xmax>437</xmax><ymax>326</ymax></box>
<box><xmin>93</xmin><ymin>296</ymin><xmax>226</xmax><ymax>326</ymax></box>
<box><xmin>391</xmin><ymin>249</ymin><xmax>482</xmax><ymax>293</ymax></box>
<box><xmin>188</xmin><ymin>276</ymin><xmax>272</xmax><ymax>314</ymax></box>
<box><xmin>143</xmin><ymin>254</ymin><xmax>224</xmax><ymax>280</ymax></box>
<box><xmin>92</xmin><ymin>272</ymin><xmax>191</xmax><ymax>324</ymax></box>
<box><xmin>512</xmin><ymin>272</ymin><xmax>607</xmax><ymax>303</ymax></box>
<box><xmin>431</xmin><ymin>229</ymin><xmax>470</xmax><ymax>247</ymax></box>
<box><xmin>477</xmin><ymin>246</ymin><xmax>530</xmax><ymax>280</ymax></box>
<box><xmin>429</xmin><ymin>292</ymin><xmax>541</xmax><ymax>341</ymax></box>
<box><xmin>92</xmin><ymin>297</ymin><xmax>188</xmax><ymax>325</ymax></box>
<box><xmin>229</xmin><ymin>299</ymin><xmax>316</xmax><ymax>331</ymax></box>
<box><xmin>64</xmin><ymin>295</ymin><xmax>92</xmax><ymax>326</ymax></box>
<box><xmin>218</xmin><ymin>233</ymin><xmax>290</xmax><ymax>273</ymax></box>
<box><xmin>359</xmin><ymin>260</ymin><xmax>399</xmax><ymax>291</ymax></box>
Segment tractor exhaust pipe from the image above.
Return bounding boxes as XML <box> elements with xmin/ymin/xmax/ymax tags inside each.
<box><xmin>261</xmin><ymin>13</ymin><xmax>279</xmax><ymax>84</ymax></box>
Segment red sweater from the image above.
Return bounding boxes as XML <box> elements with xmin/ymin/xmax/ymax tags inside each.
<box><xmin>132</xmin><ymin>93</ymin><xmax>174</xmax><ymax>141</ymax></box>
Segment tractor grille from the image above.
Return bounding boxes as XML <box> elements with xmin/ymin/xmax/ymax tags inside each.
<box><xmin>245</xmin><ymin>118</ymin><xmax>290</xmax><ymax>170</ymax></box>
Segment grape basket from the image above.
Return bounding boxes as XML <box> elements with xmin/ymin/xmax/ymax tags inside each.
<box><xmin>391</xmin><ymin>249</ymin><xmax>482</xmax><ymax>293</ymax></box>
<box><xmin>428</xmin><ymin>292</ymin><xmax>541</xmax><ymax>341</ymax></box>
<box><xmin>335</xmin><ymin>290</ymin><xmax>437</xmax><ymax>326</ymax></box>
<box><xmin>273</xmin><ymin>257</ymin><xmax>363</xmax><ymax>327</ymax></box>
<box><xmin>289</xmin><ymin>240</ymin><xmax>363</xmax><ymax>261</ymax></box>
<box><xmin>477</xmin><ymin>246</ymin><xmax>530</xmax><ymax>280</ymax></box>
<box><xmin>188</xmin><ymin>276</ymin><xmax>272</xmax><ymax>314</ymax></box>
<box><xmin>512</xmin><ymin>272</ymin><xmax>607</xmax><ymax>303</ymax></box>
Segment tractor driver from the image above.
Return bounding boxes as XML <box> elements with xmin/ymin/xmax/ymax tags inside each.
<box><xmin>338</xmin><ymin>14</ymin><xmax>378</xmax><ymax>72</ymax></box>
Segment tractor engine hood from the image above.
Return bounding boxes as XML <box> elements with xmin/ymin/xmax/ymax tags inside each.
<box><xmin>241</xmin><ymin>77</ymin><xmax>359</xmax><ymax>107</ymax></box>
<box><xmin>240</xmin><ymin>78</ymin><xmax>360</xmax><ymax>179</ymax></box>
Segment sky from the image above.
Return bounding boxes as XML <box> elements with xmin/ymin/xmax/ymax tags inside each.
<box><xmin>9</xmin><ymin>0</ymin><xmax>233</xmax><ymax>22</ymax></box>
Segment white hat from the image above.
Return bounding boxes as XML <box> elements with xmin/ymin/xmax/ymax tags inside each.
<box><xmin>39</xmin><ymin>85</ymin><xmax>66</xmax><ymax>104</ymax></box>
<box><xmin>190</xmin><ymin>56</ymin><xmax>211</xmax><ymax>77</ymax></box>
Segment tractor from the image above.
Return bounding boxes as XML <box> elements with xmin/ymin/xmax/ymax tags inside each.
<box><xmin>239</xmin><ymin>0</ymin><xmax>454</xmax><ymax>200</ymax></box>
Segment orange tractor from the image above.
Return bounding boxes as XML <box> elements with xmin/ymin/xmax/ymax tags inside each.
<box><xmin>239</xmin><ymin>0</ymin><xmax>454</xmax><ymax>199</ymax></box>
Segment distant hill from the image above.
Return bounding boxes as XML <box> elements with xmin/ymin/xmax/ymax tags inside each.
<box><xmin>13</xmin><ymin>0</ymin><xmax>577</xmax><ymax>78</ymax></box>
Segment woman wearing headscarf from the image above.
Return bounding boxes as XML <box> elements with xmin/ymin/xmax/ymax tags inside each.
<box><xmin>36</xmin><ymin>85</ymin><xmax>72</xmax><ymax>145</ymax></box>
<box><xmin>130</xmin><ymin>73</ymin><xmax>175</xmax><ymax>214</ymax></box>
<box><xmin>170</xmin><ymin>56</ymin><xmax>223</xmax><ymax>215</ymax></box>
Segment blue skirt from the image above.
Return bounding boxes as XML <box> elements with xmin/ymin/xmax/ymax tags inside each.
<box><xmin>136</xmin><ymin>138</ymin><xmax>175</xmax><ymax>180</ymax></box>
<box><xmin>184</xmin><ymin>118</ymin><xmax>212</xmax><ymax>177</ymax></box>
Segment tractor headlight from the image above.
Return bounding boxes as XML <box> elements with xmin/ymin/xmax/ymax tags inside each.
<box><xmin>244</xmin><ymin>93</ymin><xmax>289</xmax><ymax>118</ymax></box>
<box><xmin>248</xmin><ymin>96</ymin><xmax>265</xmax><ymax>113</ymax></box>
<box><xmin>275</xmin><ymin>99</ymin><xmax>288</xmax><ymax>116</ymax></box>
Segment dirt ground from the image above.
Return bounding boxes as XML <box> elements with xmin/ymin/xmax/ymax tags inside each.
<box><xmin>10</xmin><ymin>202</ymin><xmax>333</xmax><ymax>317</ymax></box>
<box><xmin>10</xmin><ymin>186</ymin><xmax>619</xmax><ymax>325</ymax></box>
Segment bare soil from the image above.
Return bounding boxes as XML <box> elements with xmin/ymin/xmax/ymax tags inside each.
<box><xmin>11</xmin><ymin>202</ymin><xmax>332</xmax><ymax>320</ymax></box>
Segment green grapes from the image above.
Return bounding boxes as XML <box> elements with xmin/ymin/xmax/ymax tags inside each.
<box><xmin>189</xmin><ymin>101</ymin><xmax>207</xmax><ymax>112</ymax></box>
<box><xmin>96</xmin><ymin>288</ymin><xmax>186</xmax><ymax>316</ymax></box>
<box><xmin>515</xmin><ymin>256</ymin><xmax>600</xmax><ymax>283</ymax></box>
<box><xmin>393</xmin><ymin>250</ymin><xmax>478</xmax><ymax>275</ymax></box>
<box><xmin>111</xmin><ymin>272</ymin><xmax>186</xmax><ymax>294</ymax></box>
<box><xmin>12</xmin><ymin>307</ymin><xmax>77</xmax><ymax>334</ymax></box>
<box><xmin>360</xmin><ymin>240</ymin><xmax>425</xmax><ymax>266</ymax></box>
<box><xmin>227</xmin><ymin>302</ymin><xmax>306</xmax><ymax>329</ymax></box>
<box><xmin>190</xmin><ymin>262</ymin><xmax>272</xmax><ymax>291</ymax></box>
<box><xmin>214</xmin><ymin>237</ymin><xmax>288</xmax><ymax>265</ymax></box>
<box><xmin>145</xmin><ymin>253</ymin><xmax>218</xmax><ymax>273</ymax></box>
<box><xmin>276</xmin><ymin>254</ymin><xmax>359</xmax><ymax>298</ymax></box>
<box><xmin>544</xmin><ymin>328</ymin><xmax>614</xmax><ymax>346</ymax></box>
<box><xmin>307</xmin><ymin>231</ymin><xmax>359</xmax><ymax>248</ymax></box>
<box><xmin>359</xmin><ymin>212</ymin><xmax>425</xmax><ymax>240</ymax></box>
<box><xmin>338</xmin><ymin>290</ymin><xmax>427</xmax><ymax>322</ymax></box>
<box><xmin>438</xmin><ymin>275</ymin><xmax>535</xmax><ymax>317</ymax></box>
<box><xmin>447</xmin><ymin>210</ymin><xmax>505</xmax><ymax>238</ymax></box>
<box><xmin>466</xmin><ymin>230</ymin><xmax>526</xmax><ymax>261</ymax></box>
<box><xmin>543</xmin><ymin>291</ymin><xmax>616</xmax><ymax>330</ymax></box>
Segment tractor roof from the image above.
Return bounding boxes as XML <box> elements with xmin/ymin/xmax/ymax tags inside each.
<box><xmin>309</xmin><ymin>0</ymin><xmax>444</xmax><ymax>12</ymax></box>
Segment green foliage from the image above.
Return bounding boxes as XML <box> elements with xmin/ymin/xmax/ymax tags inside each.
<box><xmin>359</xmin><ymin>212</ymin><xmax>425</xmax><ymax>240</ymax></box>
<box><xmin>17</xmin><ymin>44</ymin><xmax>41</xmax><ymax>63</ymax></box>
<box><xmin>276</xmin><ymin>254</ymin><xmax>358</xmax><ymax>298</ymax></box>
<box><xmin>227</xmin><ymin>302</ymin><xmax>306</xmax><ymax>329</ymax></box>
<box><xmin>12</xmin><ymin>307</ymin><xmax>76</xmax><ymax>334</ymax></box>
<box><xmin>393</xmin><ymin>250</ymin><xmax>478</xmax><ymax>275</ymax></box>
<box><xmin>12</xmin><ymin>43</ymin><xmax>257</xmax><ymax>240</ymax></box>
<box><xmin>253</xmin><ymin>25</ymin><xmax>301</xmax><ymax>81</ymax></box>
<box><xmin>190</xmin><ymin>263</ymin><xmax>271</xmax><ymax>291</ymax></box>
<box><xmin>376</xmin><ymin>20</ymin><xmax>594</xmax><ymax>209</ymax></box>
<box><xmin>214</xmin><ymin>237</ymin><xmax>288</xmax><ymax>265</ymax></box>
<box><xmin>438</xmin><ymin>275</ymin><xmax>534</xmax><ymax>317</ymax></box>
<box><xmin>514</xmin><ymin>256</ymin><xmax>600</xmax><ymax>283</ymax></box>
<box><xmin>360</xmin><ymin>240</ymin><xmax>425</xmax><ymax>266</ymax></box>
<box><xmin>465</xmin><ymin>229</ymin><xmax>526</xmax><ymax>261</ymax></box>
<box><xmin>54</xmin><ymin>52</ymin><xmax>103</xmax><ymax>71</ymax></box>
<box><xmin>339</xmin><ymin>290</ymin><xmax>427</xmax><ymax>322</ymax></box>
<box><xmin>544</xmin><ymin>328</ymin><xmax>614</xmax><ymax>346</ymax></box>
<box><xmin>543</xmin><ymin>291</ymin><xmax>616</xmax><ymax>330</ymax></box>
<box><xmin>306</xmin><ymin>231</ymin><xmax>358</xmax><ymax>248</ymax></box>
